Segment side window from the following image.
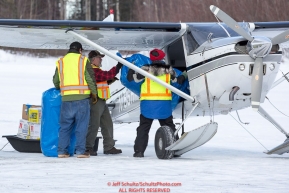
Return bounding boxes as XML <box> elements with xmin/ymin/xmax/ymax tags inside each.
<box><xmin>183</xmin><ymin>32</ymin><xmax>199</xmax><ymax>55</ymax></box>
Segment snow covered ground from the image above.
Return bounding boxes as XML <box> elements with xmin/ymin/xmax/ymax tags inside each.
<box><xmin>0</xmin><ymin>50</ymin><xmax>289</xmax><ymax>193</ymax></box>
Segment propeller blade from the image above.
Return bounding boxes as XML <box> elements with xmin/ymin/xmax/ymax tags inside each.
<box><xmin>271</xmin><ymin>29</ymin><xmax>289</xmax><ymax>45</ymax></box>
<box><xmin>210</xmin><ymin>5</ymin><xmax>254</xmax><ymax>42</ymax></box>
<box><xmin>251</xmin><ymin>58</ymin><xmax>263</xmax><ymax>111</ymax></box>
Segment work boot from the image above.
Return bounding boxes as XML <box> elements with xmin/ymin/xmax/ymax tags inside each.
<box><xmin>104</xmin><ymin>147</ymin><xmax>122</xmax><ymax>154</ymax></box>
<box><xmin>77</xmin><ymin>151</ymin><xmax>90</xmax><ymax>158</ymax></box>
<box><xmin>133</xmin><ymin>152</ymin><xmax>144</xmax><ymax>158</ymax></box>
<box><xmin>86</xmin><ymin>148</ymin><xmax>97</xmax><ymax>156</ymax></box>
<box><xmin>58</xmin><ymin>153</ymin><xmax>69</xmax><ymax>158</ymax></box>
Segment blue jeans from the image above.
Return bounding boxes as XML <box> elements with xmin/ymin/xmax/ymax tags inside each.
<box><xmin>58</xmin><ymin>98</ymin><xmax>90</xmax><ymax>155</ymax></box>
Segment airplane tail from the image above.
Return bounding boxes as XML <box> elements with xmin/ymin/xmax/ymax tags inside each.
<box><xmin>103</xmin><ymin>9</ymin><xmax>114</xmax><ymax>22</ymax></box>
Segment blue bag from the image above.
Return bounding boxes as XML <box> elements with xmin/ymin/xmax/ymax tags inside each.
<box><xmin>41</xmin><ymin>88</ymin><xmax>76</xmax><ymax>157</ymax></box>
<box><xmin>120</xmin><ymin>53</ymin><xmax>151</xmax><ymax>96</ymax></box>
<box><xmin>119</xmin><ymin>53</ymin><xmax>190</xmax><ymax>110</ymax></box>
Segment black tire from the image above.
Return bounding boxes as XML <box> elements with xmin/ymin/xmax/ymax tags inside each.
<box><xmin>154</xmin><ymin>126</ymin><xmax>175</xmax><ymax>159</ymax></box>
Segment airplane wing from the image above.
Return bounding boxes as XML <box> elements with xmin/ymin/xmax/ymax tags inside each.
<box><xmin>2</xmin><ymin>20</ymin><xmax>289</xmax><ymax>51</ymax></box>
<box><xmin>0</xmin><ymin>20</ymin><xmax>184</xmax><ymax>51</ymax></box>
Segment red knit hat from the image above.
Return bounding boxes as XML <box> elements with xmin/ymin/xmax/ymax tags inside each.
<box><xmin>150</xmin><ymin>49</ymin><xmax>165</xmax><ymax>61</ymax></box>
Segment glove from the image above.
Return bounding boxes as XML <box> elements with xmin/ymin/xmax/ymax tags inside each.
<box><xmin>116</xmin><ymin>62</ymin><xmax>123</xmax><ymax>69</ymax></box>
<box><xmin>107</xmin><ymin>77</ymin><xmax>119</xmax><ymax>85</ymax></box>
<box><xmin>116</xmin><ymin>62</ymin><xmax>123</xmax><ymax>74</ymax></box>
<box><xmin>177</xmin><ymin>75</ymin><xmax>185</xmax><ymax>84</ymax></box>
<box><xmin>181</xmin><ymin>71</ymin><xmax>188</xmax><ymax>79</ymax></box>
<box><xmin>91</xmin><ymin>93</ymin><xmax>98</xmax><ymax>104</ymax></box>
<box><xmin>136</xmin><ymin>73</ymin><xmax>145</xmax><ymax>80</ymax></box>
<box><xmin>127</xmin><ymin>69</ymin><xmax>135</xmax><ymax>82</ymax></box>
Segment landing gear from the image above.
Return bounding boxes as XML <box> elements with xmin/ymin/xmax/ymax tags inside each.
<box><xmin>258</xmin><ymin>106</ymin><xmax>289</xmax><ymax>155</ymax></box>
<box><xmin>154</xmin><ymin>126</ymin><xmax>175</xmax><ymax>159</ymax></box>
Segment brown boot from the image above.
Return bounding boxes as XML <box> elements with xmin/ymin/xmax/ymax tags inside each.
<box><xmin>86</xmin><ymin>148</ymin><xmax>97</xmax><ymax>156</ymax></box>
<box><xmin>104</xmin><ymin>147</ymin><xmax>122</xmax><ymax>154</ymax></box>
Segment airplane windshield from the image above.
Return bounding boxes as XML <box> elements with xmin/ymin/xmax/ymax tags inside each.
<box><xmin>187</xmin><ymin>23</ymin><xmax>240</xmax><ymax>46</ymax></box>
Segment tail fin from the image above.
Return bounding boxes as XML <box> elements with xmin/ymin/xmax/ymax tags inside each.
<box><xmin>103</xmin><ymin>9</ymin><xmax>114</xmax><ymax>22</ymax></box>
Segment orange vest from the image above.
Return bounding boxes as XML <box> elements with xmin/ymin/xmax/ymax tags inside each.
<box><xmin>91</xmin><ymin>65</ymin><xmax>111</xmax><ymax>100</ymax></box>
<box><xmin>97</xmin><ymin>81</ymin><xmax>110</xmax><ymax>99</ymax></box>
<box><xmin>140</xmin><ymin>74</ymin><xmax>172</xmax><ymax>100</ymax></box>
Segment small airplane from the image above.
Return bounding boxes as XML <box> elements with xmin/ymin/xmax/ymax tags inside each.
<box><xmin>0</xmin><ymin>5</ymin><xmax>289</xmax><ymax>159</ymax></box>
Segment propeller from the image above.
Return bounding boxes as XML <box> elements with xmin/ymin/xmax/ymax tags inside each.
<box><xmin>251</xmin><ymin>58</ymin><xmax>263</xmax><ymax>110</ymax></box>
<box><xmin>271</xmin><ymin>30</ymin><xmax>289</xmax><ymax>45</ymax></box>
<box><xmin>209</xmin><ymin>5</ymin><xmax>253</xmax><ymax>42</ymax></box>
<box><xmin>210</xmin><ymin>5</ymin><xmax>289</xmax><ymax>111</ymax></box>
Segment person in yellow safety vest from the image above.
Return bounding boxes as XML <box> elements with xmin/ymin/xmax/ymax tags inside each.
<box><xmin>53</xmin><ymin>41</ymin><xmax>98</xmax><ymax>158</ymax></box>
<box><xmin>85</xmin><ymin>50</ymin><xmax>123</xmax><ymax>156</ymax></box>
<box><xmin>127</xmin><ymin>49</ymin><xmax>188</xmax><ymax>158</ymax></box>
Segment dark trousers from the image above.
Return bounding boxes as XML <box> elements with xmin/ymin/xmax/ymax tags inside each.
<box><xmin>86</xmin><ymin>98</ymin><xmax>115</xmax><ymax>152</ymax></box>
<box><xmin>134</xmin><ymin>114</ymin><xmax>176</xmax><ymax>153</ymax></box>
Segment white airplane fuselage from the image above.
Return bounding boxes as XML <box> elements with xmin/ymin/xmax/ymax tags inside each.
<box><xmin>107</xmin><ymin>37</ymin><xmax>281</xmax><ymax>123</ymax></box>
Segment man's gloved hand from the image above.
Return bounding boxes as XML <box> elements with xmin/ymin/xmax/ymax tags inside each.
<box><xmin>182</xmin><ymin>71</ymin><xmax>188</xmax><ymax>79</ymax></box>
<box><xmin>177</xmin><ymin>75</ymin><xmax>185</xmax><ymax>84</ymax></box>
<box><xmin>127</xmin><ymin>69</ymin><xmax>135</xmax><ymax>82</ymax></box>
<box><xmin>136</xmin><ymin>73</ymin><xmax>145</xmax><ymax>80</ymax></box>
<box><xmin>91</xmin><ymin>93</ymin><xmax>98</xmax><ymax>104</ymax></box>
<box><xmin>116</xmin><ymin>62</ymin><xmax>123</xmax><ymax>69</ymax></box>
<box><xmin>116</xmin><ymin>62</ymin><xmax>123</xmax><ymax>74</ymax></box>
<box><xmin>176</xmin><ymin>71</ymin><xmax>188</xmax><ymax>84</ymax></box>
<box><xmin>107</xmin><ymin>77</ymin><xmax>119</xmax><ymax>85</ymax></box>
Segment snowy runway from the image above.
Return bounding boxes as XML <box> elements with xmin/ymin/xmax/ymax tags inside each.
<box><xmin>0</xmin><ymin>50</ymin><xmax>288</xmax><ymax>193</ymax></box>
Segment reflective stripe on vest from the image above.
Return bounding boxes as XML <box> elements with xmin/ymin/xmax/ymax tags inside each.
<box><xmin>57</xmin><ymin>54</ymin><xmax>91</xmax><ymax>96</ymax></box>
<box><xmin>97</xmin><ymin>81</ymin><xmax>110</xmax><ymax>100</ymax></box>
<box><xmin>140</xmin><ymin>74</ymin><xmax>172</xmax><ymax>100</ymax></box>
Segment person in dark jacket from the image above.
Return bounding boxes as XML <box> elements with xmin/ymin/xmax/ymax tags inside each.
<box><xmin>85</xmin><ymin>50</ymin><xmax>123</xmax><ymax>156</ymax></box>
<box><xmin>53</xmin><ymin>41</ymin><xmax>98</xmax><ymax>158</ymax></box>
<box><xmin>127</xmin><ymin>49</ymin><xmax>187</xmax><ymax>158</ymax></box>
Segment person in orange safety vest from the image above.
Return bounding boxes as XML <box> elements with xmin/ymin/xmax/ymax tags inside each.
<box><xmin>85</xmin><ymin>50</ymin><xmax>123</xmax><ymax>156</ymax></box>
<box><xmin>53</xmin><ymin>41</ymin><xmax>98</xmax><ymax>158</ymax></box>
<box><xmin>127</xmin><ymin>49</ymin><xmax>188</xmax><ymax>158</ymax></box>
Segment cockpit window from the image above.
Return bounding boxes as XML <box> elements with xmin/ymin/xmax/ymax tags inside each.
<box><xmin>183</xmin><ymin>32</ymin><xmax>199</xmax><ymax>55</ymax></box>
<box><xmin>187</xmin><ymin>23</ymin><xmax>240</xmax><ymax>51</ymax></box>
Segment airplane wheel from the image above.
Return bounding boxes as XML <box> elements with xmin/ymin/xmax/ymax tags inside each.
<box><xmin>154</xmin><ymin>126</ymin><xmax>175</xmax><ymax>159</ymax></box>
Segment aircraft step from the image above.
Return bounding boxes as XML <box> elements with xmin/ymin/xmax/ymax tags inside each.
<box><xmin>265</xmin><ymin>138</ymin><xmax>289</xmax><ymax>155</ymax></box>
<box><xmin>166</xmin><ymin>122</ymin><xmax>218</xmax><ymax>156</ymax></box>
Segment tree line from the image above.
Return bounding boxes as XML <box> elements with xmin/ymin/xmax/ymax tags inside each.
<box><xmin>1</xmin><ymin>0</ymin><xmax>289</xmax><ymax>22</ymax></box>
<box><xmin>1</xmin><ymin>0</ymin><xmax>289</xmax><ymax>56</ymax></box>
<box><xmin>0</xmin><ymin>0</ymin><xmax>134</xmax><ymax>21</ymax></box>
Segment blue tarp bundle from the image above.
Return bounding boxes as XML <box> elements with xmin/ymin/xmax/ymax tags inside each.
<box><xmin>41</xmin><ymin>88</ymin><xmax>75</xmax><ymax>157</ymax></box>
<box><xmin>119</xmin><ymin>53</ymin><xmax>190</xmax><ymax>110</ymax></box>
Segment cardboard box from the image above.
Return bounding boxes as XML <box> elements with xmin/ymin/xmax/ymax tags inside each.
<box><xmin>22</xmin><ymin>104</ymin><xmax>41</xmax><ymax>120</ymax></box>
<box><xmin>28</xmin><ymin>107</ymin><xmax>42</xmax><ymax>123</ymax></box>
<box><xmin>29</xmin><ymin>122</ymin><xmax>41</xmax><ymax>140</ymax></box>
<box><xmin>17</xmin><ymin>119</ymin><xmax>30</xmax><ymax>139</ymax></box>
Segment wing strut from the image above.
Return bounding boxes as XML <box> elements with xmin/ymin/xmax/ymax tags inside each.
<box><xmin>67</xmin><ymin>30</ymin><xmax>196</xmax><ymax>103</ymax></box>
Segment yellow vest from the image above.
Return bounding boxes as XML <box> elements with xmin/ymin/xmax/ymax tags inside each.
<box><xmin>91</xmin><ymin>65</ymin><xmax>111</xmax><ymax>100</ymax></box>
<box><xmin>140</xmin><ymin>74</ymin><xmax>172</xmax><ymax>100</ymax></box>
<box><xmin>56</xmin><ymin>53</ymin><xmax>91</xmax><ymax>96</ymax></box>
<box><xmin>97</xmin><ymin>81</ymin><xmax>110</xmax><ymax>100</ymax></box>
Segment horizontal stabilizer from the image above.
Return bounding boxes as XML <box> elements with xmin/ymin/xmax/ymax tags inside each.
<box><xmin>265</xmin><ymin>138</ymin><xmax>289</xmax><ymax>155</ymax></box>
<box><xmin>166</xmin><ymin>122</ymin><xmax>218</xmax><ymax>156</ymax></box>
